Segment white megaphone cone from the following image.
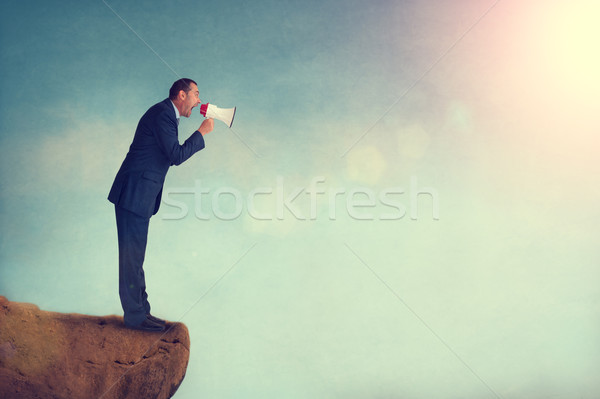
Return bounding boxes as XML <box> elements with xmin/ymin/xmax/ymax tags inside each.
<box><xmin>199</xmin><ymin>103</ymin><xmax>236</xmax><ymax>128</ymax></box>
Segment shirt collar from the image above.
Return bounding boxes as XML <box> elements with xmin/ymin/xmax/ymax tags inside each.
<box><xmin>170</xmin><ymin>100</ymin><xmax>180</xmax><ymax>120</ymax></box>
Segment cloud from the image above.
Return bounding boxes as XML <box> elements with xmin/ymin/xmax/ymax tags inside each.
<box><xmin>345</xmin><ymin>145</ymin><xmax>386</xmax><ymax>185</ymax></box>
<box><xmin>2</xmin><ymin>115</ymin><xmax>132</xmax><ymax>197</ymax></box>
<box><xmin>397</xmin><ymin>123</ymin><xmax>430</xmax><ymax>160</ymax></box>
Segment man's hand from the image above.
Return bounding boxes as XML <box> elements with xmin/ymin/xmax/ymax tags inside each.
<box><xmin>198</xmin><ymin>118</ymin><xmax>214</xmax><ymax>136</ymax></box>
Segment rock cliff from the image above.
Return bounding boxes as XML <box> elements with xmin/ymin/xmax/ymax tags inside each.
<box><xmin>0</xmin><ymin>296</ymin><xmax>190</xmax><ymax>399</ymax></box>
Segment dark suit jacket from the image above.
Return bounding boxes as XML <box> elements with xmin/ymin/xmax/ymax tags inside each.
<box><xmin>108</xmin><ymin>98</ymin><xmax>205</xmax><ymax>218</ymax></box>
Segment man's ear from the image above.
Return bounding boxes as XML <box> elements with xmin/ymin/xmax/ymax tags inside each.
<box><xmin>178</xmin><ymin>90</ymin><xmax>186</xmax><ymax>100</ymax></box>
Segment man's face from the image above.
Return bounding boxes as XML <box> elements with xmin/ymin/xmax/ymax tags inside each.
<box><xmin>182</xmin><ymin>83</ymin><xmax>201</xmax><ymax>117</ymax></box>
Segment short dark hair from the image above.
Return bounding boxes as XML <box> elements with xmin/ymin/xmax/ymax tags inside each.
<box><xmin>169</xmin><ymin>78</ymin><xmax>197</xmax><ymax>100</ymax></box>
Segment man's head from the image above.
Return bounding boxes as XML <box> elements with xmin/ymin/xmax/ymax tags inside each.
<box><xmin>169</xmin><ymin>78</ymin><xmax>201</xmax><ymax>118</ymax></box>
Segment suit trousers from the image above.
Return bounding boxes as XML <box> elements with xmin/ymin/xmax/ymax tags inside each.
<box><xmin>115</xmin><ymin>205</ymin><xmax>151</xmax><ymax>326</ymax></box>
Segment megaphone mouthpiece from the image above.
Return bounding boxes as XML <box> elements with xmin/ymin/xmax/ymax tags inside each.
<box><xmin>200</xmin><ymin>103</ymin><xmax>236</xmax><ymax>128</ymax></box>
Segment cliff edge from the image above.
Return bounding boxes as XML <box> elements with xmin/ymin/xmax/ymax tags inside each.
<box><xmin>0</xmin><ymin>296</ymin><xmax>190</xmax><ymax>399</ymax></box>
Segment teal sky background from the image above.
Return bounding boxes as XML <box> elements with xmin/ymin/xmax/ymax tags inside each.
<box><xmin>1</xmin><ymin>0</ymin><xmax>599</xmax><ymax>398</ymax></box>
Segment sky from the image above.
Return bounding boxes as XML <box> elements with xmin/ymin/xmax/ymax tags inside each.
<box><xmin>1</xmin><ymin>0</ymin><xmax>599</xmax><ymax>398</ymax></box>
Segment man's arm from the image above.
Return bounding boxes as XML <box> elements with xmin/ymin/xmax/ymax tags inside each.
<box><xmin>154</xmin><ymin>112</ymin><xmax>209</xmax><ymax>166</ymax></box>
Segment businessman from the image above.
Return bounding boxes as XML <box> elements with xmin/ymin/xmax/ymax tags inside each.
<box><xmin>108</xmin><ymin>78</ymin><xmax>214</xmax><ymax>332</ymax></box>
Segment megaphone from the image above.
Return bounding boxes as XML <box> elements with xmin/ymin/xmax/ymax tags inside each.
<box><xmin>199</xmin><ymin>103</ymin><xmax>236</xmax><ymax>128</ymax></box>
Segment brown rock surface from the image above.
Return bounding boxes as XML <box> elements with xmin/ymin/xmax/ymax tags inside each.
<box><xmin>0</xmin><ymin>296</ymin><xmax>190</xmax><ymax>399</ymax></box>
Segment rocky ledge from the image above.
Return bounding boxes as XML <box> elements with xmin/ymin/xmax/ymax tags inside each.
<box><xmin>0</xmin><ymin>296</ymin><xmax>190</xmax><ymax>399</ymax></box>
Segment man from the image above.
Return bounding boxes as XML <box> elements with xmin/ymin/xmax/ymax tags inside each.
<box><xmin>108</xmin><ymin>78</ymin><xmax>214</xmax><ymax>332</ymax></box>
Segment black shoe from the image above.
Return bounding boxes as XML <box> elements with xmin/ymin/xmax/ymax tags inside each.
<box><xmin>126</xmin><ymin>317</ymin><xmax>165</xmax><ymax>332</ymax></box>
<box><xmin>147</xmin><ymin>313</ymin><xmax>166</xmax><ymax>325</ymax></box>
